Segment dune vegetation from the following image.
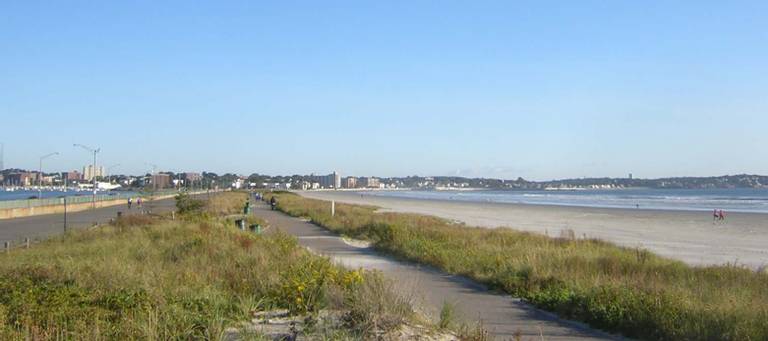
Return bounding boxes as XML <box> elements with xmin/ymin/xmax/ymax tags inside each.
<box><xmin>0</xmin><ymin>192</ymin><xmax>414</xmax><ymax>340</ymax></box>
<box><xmin>265</xmin><ymin>191</ymin><xmax>768</xmax><ymax>341</ymax></box>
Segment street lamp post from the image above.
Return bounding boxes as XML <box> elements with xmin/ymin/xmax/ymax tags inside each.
<box><xmin>107</xmin><ymin>164</ymin><xmax>121</xmax><ymax>185</ymax></box>
<box><xmin>145</xmin><ymin>163</ymin><xmax>158</xmax><ymax>192</ymax></box>
<box><xmin>74</xmin><ymin>144</ymin><xmax>101</xmax><ymax>209</ymax></box>
<box><xmin>38</xmin><ymin>152</ymin><xmax>59</xmax><ymax>199</ymax></box>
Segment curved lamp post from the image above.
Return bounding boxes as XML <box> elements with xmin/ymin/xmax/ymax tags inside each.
<box><xmin>74</xmin><ymin>144</ymin><xmax>101</xmax><ymax>208</ymax></box>
<box><xmin>38</xmin><ymin>152</ymin><xmax>59</xmax><ymax>199</ymax></box>
<box><xmin>107</xmin><ymin>164</ymin><xmax>121</xmax><ymax>185</ymax></box>
<box><xmin>145</xmin><ymin>162</ymin><xmax>158</xmax><ymax>191</ymax></box>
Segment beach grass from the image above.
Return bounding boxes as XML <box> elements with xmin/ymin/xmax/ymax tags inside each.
<box><xmin>0</xmin><ymin>192</ymin><xmax>411</xmax><ymax>340</ymax></box>
<box><xmin>266</xmin><ymin>191</ymin><xmax>768</xmax><ymax>341</ymax></box>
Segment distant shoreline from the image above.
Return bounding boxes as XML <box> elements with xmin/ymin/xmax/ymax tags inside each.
<box><xmin>300</xmin><ymin>189</ymin><xmax>768</xmax><ymax>215</ymax></box>
<box><xmin>306</xmin><ymin>188</ymin><xmax>768</xmax><ymax>214</ymax></box>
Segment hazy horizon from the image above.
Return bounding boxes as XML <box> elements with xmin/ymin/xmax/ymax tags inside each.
<box><xmin>2</xmin><ymin>1</ymin><xmax>767</xmax><ymax>180</ymax></box>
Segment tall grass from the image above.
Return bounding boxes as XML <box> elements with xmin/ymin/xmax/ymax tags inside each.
<box><xmin>205</xmin><ymin>191</ymin><xmax>250</xmax><ymax>215</ymax></box>
<box><xmin>266</xmin><ymin>192</ymin><xmax>768</xmax><ymax>340</ymax></box>
<box><xmin>0</xmin><ymin>192</ymin><xmax>410</xmax><ymax>339</ymax></box>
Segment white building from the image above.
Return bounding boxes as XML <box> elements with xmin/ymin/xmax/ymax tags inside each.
<box><xmin>299</xmin><ymin>181</ymin><xmax>311</xmax><ymax>190</ymax></box>
<box><xmin>265</xmin><ymin>182</ymin><xmax>291</xmax><ymax>190</ymax></box>
<box><xmin>361</xmin><ymin>177</ymin><xmax>380</xmax><ymax>188</ymax></box>
<box><xmin>231</xmin><ymin>179</ymin><xmax>244</xmax><ymax>189</ymax></box>
<box><xmin>82</xmin><ymin>165</ymin><xmax>105</xmax><ymax>181</ymax></box>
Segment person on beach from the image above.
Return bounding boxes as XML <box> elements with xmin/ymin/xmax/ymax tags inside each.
<box><xmin>128</xmin><ymin>197</ymin><xmax>133</xmax><ymax>209</ymax></box>
<box><xmin>713</xmin><ymin>209</ymin><xmax>719</xmax><ymax>222</ymax></box>
<box><xmin>719</xmin><ymin>210</ymin><xmax>726</xmax><ymax>221</ymax></box>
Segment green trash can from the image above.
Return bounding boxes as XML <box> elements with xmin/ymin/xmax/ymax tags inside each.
<box><xmin>249</xmin><ymin>224</ymin><xmax>261</xmax><ymax>234</ymax></box>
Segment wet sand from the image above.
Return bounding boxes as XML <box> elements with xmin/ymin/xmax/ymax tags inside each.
<box><xmin>298</xmin><ymin>190</ymin><xmax>768</xmax><ymax>269</ymax></box>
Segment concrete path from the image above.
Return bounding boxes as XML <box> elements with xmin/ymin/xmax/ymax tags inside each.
<box><xmin>0</xmin><ymin>193</ymin><xmax>212</xmax><ymax>245</ymax></box>
<box><xmin>254</xmin><ymin>203</ymin><xmax>622</xmax><ymax>341</ymax></box>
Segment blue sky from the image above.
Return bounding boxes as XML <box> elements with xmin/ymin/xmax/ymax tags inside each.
<box><xmin>1</xmin><ymin>1</ymin><xmax>767</xmax><ymax>180</ymax></box>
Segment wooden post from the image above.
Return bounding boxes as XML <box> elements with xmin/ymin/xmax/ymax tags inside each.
<box><xmin>63</xmin><ymin>196</ymin><xmax>68</xmax><ymax>233</ymax></box>
<box><xmin>25</xmin><ymin>238</ymin><xmax>30</xmax><ymax>249</ymax></box>
<box><xmin>3</xmin><ymin>241</ymin><xmax>9</xmax><ymax>253</ymax></box>
<box><xmin>331</xmin><ymin>200</ymin><xmax>335</xmax><ymax>217</ymax></box>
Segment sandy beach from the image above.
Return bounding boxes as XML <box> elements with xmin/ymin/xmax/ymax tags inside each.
<box><xmin>298</xmin><ymin>190</ymin><xmax>768</xmax><ymax>269</ymax></box>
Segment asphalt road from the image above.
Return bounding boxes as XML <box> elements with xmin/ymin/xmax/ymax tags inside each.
<box><xmin>0</xmin><ymin>194</ymin><xmax>209</xmax><ymax>246</ymax></box>
<box><xmin>254</xmin><ymin>202</ymin><xmax>623</xmax><ymax>341</ymax></box>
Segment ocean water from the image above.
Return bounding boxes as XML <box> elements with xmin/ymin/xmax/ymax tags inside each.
<box><xmin>362</xmin><ymin>188</ymin><xmax>768</xmax><ymax>213</ymax></box>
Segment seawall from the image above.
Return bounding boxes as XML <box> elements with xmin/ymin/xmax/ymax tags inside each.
<box><xmin>0</xmin><ymin>193</ymin><xmax>180</xmax><ymax>220</ymax></box>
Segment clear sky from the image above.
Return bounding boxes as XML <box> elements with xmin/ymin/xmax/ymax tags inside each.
<box><xmin>2</xmin><ymin>1</ymin><xmax>767</xmax><ymax>180</ymax></box>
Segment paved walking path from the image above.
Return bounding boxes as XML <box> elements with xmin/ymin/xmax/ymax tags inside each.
<box><xmin>253</xmin><ymin>202</ymin><xmax>622</xmax><ymax>340</ymax></box>
<box><xmin>0</xmin><ymin>193</ymin><xmax>211</xmax><ymax>245</ymax></box>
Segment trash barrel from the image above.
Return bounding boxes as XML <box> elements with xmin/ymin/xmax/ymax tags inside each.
<box><xmin>235</xmin><ymin>219</ymin><xmax>246</xmax><ymax>231</ymax></box>
<box><xmin>249</xmin><ymin>224</ymin><xmax>261</xmax><ymax>234</ymax></box>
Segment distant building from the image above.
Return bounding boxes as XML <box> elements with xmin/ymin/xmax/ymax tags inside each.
<box><xmin>63</xmin><ymin>170</ymin><xmax>82</xmax><ymax>181</ymax></box>
<box><xmin>316</xmin><ymin>171</ymin><xmax>342</xmax><ymax>189</ymax></box>
<box><xmin>344</xmin><ymin>177</ymin><xmax>357</xmax><ymax>189</ymax></box>
<box><xmin>151</xmin><ymin>174</ymin><xmax>171</xmax><ymax>189</ymax></box>
<box><xmin>183</xmin><ymin>172</ymin><xmax>203</xmax><ymax>183</ymax></box>
<box><xmin>265</xmin><ymin>182</ymin><xmax>291</xmax><ymax>190</ymax></box>
<box><xmin>317</xmin><ymin>175</ymin><xmax>330</xmax><ymax>188</ymax></box>
<box><xmin>231</xmin><ymin>178</ymin><xmax>245</xmax><ymax>189</ymax></box>
<box><xmin>182</xmin><ymin>172</ymin><xmax>203</xmax><ymax>187</ymax></box>
<box><xmin>297</xmin><ymin>181</ymin><xmax>314</xmax><ymax>190</ymax></box>
<box><xmin>361</xmin><ymin>177</ymin><xmax>380</xmax><ymax>188</ymax></box>
<box><xmin>41</xmin><ymin>175</ymin><xmax>57</xmax><ymax>185</ymax></box>
<box><xmin>121</xmin><ymin>177</ymin><xmax>135</xmax><ymax>186</ymax></box>
<box><xmin>83</xmin><ymin>165</ymin><xmax>105</xmax><ymax>181</ymax></box>
<box><xmin>4</xmin><ymin>172</ymin><xmax>36</xmax><ymax>186</ymax></box>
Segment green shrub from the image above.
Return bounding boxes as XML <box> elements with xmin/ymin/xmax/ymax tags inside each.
<box><xmin>439</xmin><ymin>301</ymin><xmax>456</xmax><ymax>330</ymax></box>
<box><xmin>175</xmin><ymin>192</ymin><xmax>205</xmax><ymax>215</ymax></box>
<box><xmin>342</xmin><ymin>272</ymin><xmax>412</xmax><ymax>335</ymax></box>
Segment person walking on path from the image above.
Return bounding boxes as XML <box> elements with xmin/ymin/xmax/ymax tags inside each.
<box><xmin>270</xmin><ymin>196</ymin><xmax>277</xmax><ymax>211</ymax></box>
<box><xmin>137</xmin><ymin>197</ymin><xmax>143</xmax><ymax>208</ymax></box>
<box><xmin>127</xmin><ymin>197</ymin><xmax>133</xmax><ymax>209</ymax></box>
